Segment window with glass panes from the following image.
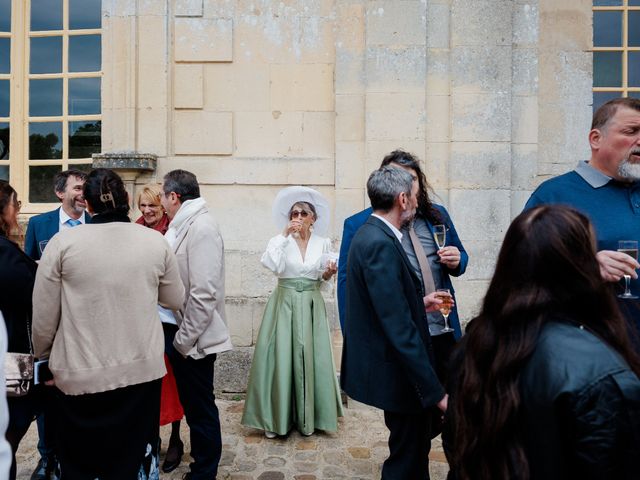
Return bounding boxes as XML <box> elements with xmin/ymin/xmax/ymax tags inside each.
<box><xmin>1</xmin><ymin>0</ymin><xmax>101</xmax><ymax>210</ymax></box>
<box><xmin>593</xmin><ymin>0</ymin><xmax>640</xmax><ymax>110</ymax></box>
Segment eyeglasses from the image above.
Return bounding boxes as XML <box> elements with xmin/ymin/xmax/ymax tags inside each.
<box><xmin>290</xmin><ymin>209</ymin><xmax>310</xmax><ymax>219</ymax></box>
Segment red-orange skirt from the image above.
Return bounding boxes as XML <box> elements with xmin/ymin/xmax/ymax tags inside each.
<box><xmin>160</xmin><ymin>354</ymin><xmax>184</xmax><ymax>425</ymax></box>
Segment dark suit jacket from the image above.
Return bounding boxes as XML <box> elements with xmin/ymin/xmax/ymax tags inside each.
<box><xmin>24</xmin><ymin>208</ymin><xmax>90</xmax><ymax>260</ymax></box>
<box><xmin>338</xmin><ymin>205</ymin><xmax>467</xmax><ymax>338</ymax></box>
<box><xmin>340</xmin><ymin>215</ymin><xmax>445</xmax><ymax>413</ymax></box>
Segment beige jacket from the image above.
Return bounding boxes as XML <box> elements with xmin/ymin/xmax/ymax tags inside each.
<box><xmin>169</xmin><ymin>201</ymin><xmax>232</xmax><ymax>359</ymax></box>
<box><xmin>32</xmin><ymin>221</ymin><xmax>185</xmax><ymax>395</ymax></box>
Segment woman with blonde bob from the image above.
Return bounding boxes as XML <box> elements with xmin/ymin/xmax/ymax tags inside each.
<box><xmin>443</xmin><ymin>205</ymin><xmax>640</xmax><ymax>480</ymax></box>
<box><xmin>135</xmin><ymin>183</ymin><xmax>185</xmax><ymax>473</ymax></box>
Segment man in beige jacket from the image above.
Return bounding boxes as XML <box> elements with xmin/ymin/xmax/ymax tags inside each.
<box><xmin>161</xmin><ymin>169</ymin><xmax>232</xmax><ymax>480</ymax></box>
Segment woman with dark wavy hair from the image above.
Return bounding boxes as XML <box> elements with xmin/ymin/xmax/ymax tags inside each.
<box><xmin>0</xmin><ymin>181</ymin><xmax>38</xmax><ymax>480</ymax></box>
<box><xmin>443</xmin><ymin>205</ymin><xmax>640</xmax><ymax>480</ymax></box>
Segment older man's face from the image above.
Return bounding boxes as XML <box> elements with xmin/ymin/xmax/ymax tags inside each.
<box><xmin>593</xmin><ymin>106</ymin><xmax>640</xmax><ymax>181</ymax></box>
<box><xmin>161</xmin><ymin>185</ymin><xmax>180</xmax><ymax>220</ymax></box>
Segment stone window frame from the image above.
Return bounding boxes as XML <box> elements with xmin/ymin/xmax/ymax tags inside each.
<box><xmin>3</xmin><ymin>0</ymin><xmax>101</xmax><ymax>213</ymax></box>
<box><xmin>592</xmin><ymin>0</ymin><xmax>640</xmax><ymax>109</ymax></box>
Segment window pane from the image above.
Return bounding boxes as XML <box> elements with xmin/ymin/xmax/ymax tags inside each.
<box><xmin>68</xmin><ymin>163</ymin><xmax>93</xmax><ymax>174</ymax></box>
<box><xmin>30</xmin><ymin>0</ymin><xmax>62</xmax><ymax>31</ymax></box>
<box><xmin>29</xmin><ymin>165</ymin><xmax>61</xmax><ymax>203</ymax></box>
<box><xmin>0</xmin><ymin>0</ymin><xmax>10</xmax><ymax>32</ymax></box>
<box><xmin>593</xmin><ymin>11</ymin><xmax>622</xmax><ymax>47</ymax></box>
<box><xmin>593</xmin><ymin>91</ymin><xmax>622</xmax><ymax>111</ymax></box>
<box><xmin>630</xmin><ymin>0</ymin><xmax>640</xmax><ymax>6</ymax></box>
<box><xmin>629</xmin><ymin>12</ymin><xmax>640</xmax><ymax>47</ymax></box>
<box><xmin>30</xmin><ymin>36</ymin><xmax>62</xmax><ymax>74</ymax></box>
<box><xmin>0</xmin><ymin>165</ymin><xmax>8</xmax><ymax>181</ymax></box>
<box><xmin>69</xmin><ymin>78</ymin><xmax>101</xmax><ymax>115</ymax></box>
<box><xmin>70</xmin><ymin>0</ymin><xmax>101</xmax><ymax>30</ymax></box>
<box><xmin>629</xmin><ymin>52</ymin><xmax>640</xmax><ymax>87</ymax></box>
<box><xmin>69</xmin><ymin>35</ymin><xmax>101</xmax><ymax>72</ymax></box>
<box><xmin>593</xmin><ymin>0</ymin><xmax>622</xmax><ymax>4</ymax></box>
<box><xmin>0</xmin><ymin>38</ymin><xmax>9</xmax><ymax>73</ymax></box>
<box><xmin>29</xmin><ymin>122</ymin><xmax>62</xmax><ymax>159</ymax></box>
<box><xmin>0</xmin><ymin>80</ymin><xmax>8</xmax><ymax>117</ymax></box>
<box><xmin>593</xmin><ymin>51</ymin><xmax>622</xmax><ymax>87</ymax></box>
<box><xmin>0</xmin><ymin>122</ymin><xmax>8</xmax><ymax>160</ymax></box>
<box><xmin>69</xmin><ymin>120</ymin><xmax>101</xmax><ymax>159</ymax></box>
<box><xmin>30</xmin><ymin>79</ymin><xmax>62</xmax><ymax>116</ymax></box>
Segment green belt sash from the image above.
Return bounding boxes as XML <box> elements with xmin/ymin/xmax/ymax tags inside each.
<box><xmin>277</xmin><ymin>278</ymin><xmax>320</xmax><ymax>292</ymax></box>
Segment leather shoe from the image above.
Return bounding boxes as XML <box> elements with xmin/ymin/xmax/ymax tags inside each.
<box><xmin>30</xmin><ymin>457</ymin><xmax>59</xmax><ymax>480</ymax></box>
<box><xmin>162</xmin><ymin>438</ymin><xmax>184</xmax><ymax>473</ymax></box>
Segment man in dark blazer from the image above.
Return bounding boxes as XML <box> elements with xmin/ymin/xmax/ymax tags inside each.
<box><xmin>24</xmin><ymin>169</ymin><xmax>89</xmax><ymax>261</ymax></box>
<box><xmin>23</xmin><ymin>169</ymin><xmax>87</xmax><ymax>480</ymax></box>
<box><xmin>341</xmin><ymin>165</ymin><xmax>448</xmax><ymax>479</ymax></box>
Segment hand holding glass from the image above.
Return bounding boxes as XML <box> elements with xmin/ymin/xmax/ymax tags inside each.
<box><xmin>618</xmin><ymin>240</ymin><xmax>639</xmax><ymax>299</ymax></box>
<box><xmin>436</xmin><ymin>288</ymin><xmax>454</xmax><ymax>333</ymax></box>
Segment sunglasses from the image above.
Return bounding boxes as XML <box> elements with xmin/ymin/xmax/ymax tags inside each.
<box><xmin>290</xmin><ymin>209</ymin><xmax>310</xmax><ymax>219</ymax></box>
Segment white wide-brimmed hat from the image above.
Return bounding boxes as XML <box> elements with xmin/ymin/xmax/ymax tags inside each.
<box><xmin>272</xmin><ymin>186</ymin><xmax>330</xmax><ymax>236</ymax></box>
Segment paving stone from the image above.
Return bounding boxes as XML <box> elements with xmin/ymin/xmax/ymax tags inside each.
<box><xmin>263</xmin><ymin>456</ymin><xmax>287</xmax><ymax>467</ymax></box>
<box><xmin>236</xmin><ymin>460</ymin><xmax>258</xmax><ymax>472</ymax></box>
<box><xmin>258</xmin><ymin>472</ymin><xmax>286</xmax><ymax>480</ymax></box>
<box><xmin>348</xmin><ymin>447</ymin><xmax>371</xmax><ymax>459</ymax></box>
<box><xmin>294</xmin><ymin>475</ymin><xmax>317</xmax><ymax>480</ymax></box>
<box><xmin>293</xmin><ymin>461</ymin><xmax>319</xmax><ymax>472</ymax></box>
<box><xmin>220</xmin><ymin>450</ymin><xmax>236</xmax><ymax>466</ymax></box>
<box><xmin>296</xmin><ymin>440</ymin><xmax>318</xmax><ymax>450</ymax></box>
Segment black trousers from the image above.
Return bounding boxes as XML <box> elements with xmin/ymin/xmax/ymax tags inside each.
<box><xmin>382</xmin><ymin>409</ymin><xmax>432</xmax><ymax>480</ymax></box>
<box><xmin>52</xmin><ymin>379</ymin><xmax>161</xmax><ymax>480</ymax></box>
<box><xmin>167</xmin><ymin>331</ymin><xmax>221</xmax><ymax>480</ymax></box>
<box><xmin>431</xmin><ymin>332</ymin><xmax>456</xmax><ymax>386</ymax></box>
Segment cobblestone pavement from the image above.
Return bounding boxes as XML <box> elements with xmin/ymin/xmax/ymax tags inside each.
<box><xmin>16</xmin><ymin>399</ymin><xmax>449</xmax><ymax>479</ymax></box>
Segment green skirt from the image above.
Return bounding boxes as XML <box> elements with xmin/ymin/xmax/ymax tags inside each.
<box><xmin>241</xmin><ymin>278</ymin><xmax>344</xmax><ymax>435</ymax></box>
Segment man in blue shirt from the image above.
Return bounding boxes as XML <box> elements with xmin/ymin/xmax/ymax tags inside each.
<box><xmin>525</xmin><ymin>97</ymin><xmax>640</xmax><ymax>343</ymax></box>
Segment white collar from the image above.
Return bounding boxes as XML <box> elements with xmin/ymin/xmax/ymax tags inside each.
<box><xmin>371</xmin><ymin>213</ymin><xmax>403</xmax><ymax>242</ymax></box>
<box><xmin>59</xmin><ymin>207</ymin><xmax>85</xmax><ymax>225</ymax></box>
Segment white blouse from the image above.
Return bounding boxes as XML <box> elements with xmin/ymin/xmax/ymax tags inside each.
<box><xmin>261</xmin><ymin>233</ymin><xmax>332</xmax><ymax>280</ymax></box>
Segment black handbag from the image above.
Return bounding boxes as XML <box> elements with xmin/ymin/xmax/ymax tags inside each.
<box><xmin>5</xmin><ymin>316</ymin><xmax>34</xmax><ymax>397</ymax></box>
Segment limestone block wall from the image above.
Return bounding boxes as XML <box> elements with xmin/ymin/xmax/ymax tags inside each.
<box><xmin>101</xmin><ymin>0</ymin><xmax>594</xmax><ymax>391</ymax></box>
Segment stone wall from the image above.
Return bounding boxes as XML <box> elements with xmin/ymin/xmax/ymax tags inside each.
<box><xmin>101</xmin><ymin>0</ymin><xmax>593</xmax><ymax>392</ymax></box>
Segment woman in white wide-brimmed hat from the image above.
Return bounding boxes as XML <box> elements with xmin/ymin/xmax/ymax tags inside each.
<box><xmin>241</xmin><ymin>186</ymin><xmax>343</xmax><ymax>438</ymax></box>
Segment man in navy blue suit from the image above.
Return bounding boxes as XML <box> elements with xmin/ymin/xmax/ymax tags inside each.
<box><xmin>24</xmin><ymin>169</ymin><xmax>88</xmax><ymax>480</ymax></box>
<box><xmin>25</xmin><ymin>169</ymin><xmax>89</xmax><ymax>261</ymax></box>
<box><xmin>341</xmin><ymin>166</ymin><xmax>448</xmax><ymax>479</ymax></box>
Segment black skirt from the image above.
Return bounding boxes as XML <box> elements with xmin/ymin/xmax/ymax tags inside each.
<box><xmin>49</xmin><ymin>379</ymin><xmax>162</xmax><ymax>480</ymax></box>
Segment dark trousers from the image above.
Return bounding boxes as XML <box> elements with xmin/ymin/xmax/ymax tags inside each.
<box><xmin>51</xmin><ymin>380</ymin><xmax>161</xmax><ymax>480</ymax></box>
<box><xmin>431</xmin><ymin>332</ymin><xmax>456</xmax><ymax>386</ymax></box>
<box><xmin>382</xmin><ymin>409</ymin><xmax>432</xmax><ymax>480</ymax></box>
<box><xmin>167</xmin><ymin>333</ymin><xmax>221</xmax><ymax>480</ymax></box>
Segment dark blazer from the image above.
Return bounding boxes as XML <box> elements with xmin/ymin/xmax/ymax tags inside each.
<box><xmin>338</xmin><ymin>204</ymin><xmax>468</xmax><ymax>338</ymax></box>
<box><xmin>0</xmin><ymin>235</ymin><xmax>37</xmax><ymax>353</ymax></box>
<box><xmin>24</xmin><ymin>208</ymin><xmax>90</xmax><ymax>260</ymax></box>
<box><xmin>340</xmin><ymin>215</ymin><xmax>445</xmax><ymax>413</ymax></box>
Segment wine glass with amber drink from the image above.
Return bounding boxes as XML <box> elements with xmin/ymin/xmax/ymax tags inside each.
<box><xmin>618</xmin><ymin>240</ymin><xmax>639</xmax><ymax>299</ymax></box>
<box><xmin>436</xmin><ymin>288</ymin><xmax>454</xmax><ymax>333</ymax></box>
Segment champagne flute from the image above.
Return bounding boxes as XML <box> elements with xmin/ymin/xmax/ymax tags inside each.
<box><xmin>618</xmin><ymin>240</ymin><xmax>639</xmax><ymax>299</ymax></box>
<box><xmin>436</xmin><ymin>288</ymin><xmax>454</xmax><ymax>333</ymax></box>
<box><xmin>433</xmin><ymin>225</ymin><xmax>446</xmax><ymax>250</ymax></box>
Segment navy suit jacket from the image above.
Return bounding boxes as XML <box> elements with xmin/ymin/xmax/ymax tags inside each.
<box><xmin>338</xmin><ymin>205</ymin><xmax>468</xmax><ymax>338</ymax></box>
<box><xmin>24</xmin><ymin>208</ymin><xmax>90</xmax><ymax>260</ymax></box>
<box><xmin>340</xmin><ymin>216</ymin><xmax>444</xmax><ymax>413</ymax></box>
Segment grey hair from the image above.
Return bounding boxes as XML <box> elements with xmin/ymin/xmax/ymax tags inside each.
<box><xmin>367</xmin><ymin>165</ymin><xmax>414</xmax><ymax>212</ymax></box>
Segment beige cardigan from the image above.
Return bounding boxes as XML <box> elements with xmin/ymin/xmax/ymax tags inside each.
<box><xmin>32</xmin><ymin>221</ymin><xmax>185</xmax><ymax>395</ymax></box>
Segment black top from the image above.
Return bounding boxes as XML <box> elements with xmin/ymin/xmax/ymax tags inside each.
<box><xmin>444</xmin><ymin>320</ymin><xmax>640</xmax><ymax>480</ymax></box>
<box><xmin>0</xmin><ymin>235</ymin><xmax>37</xmax><ymax>353</ymax></box>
